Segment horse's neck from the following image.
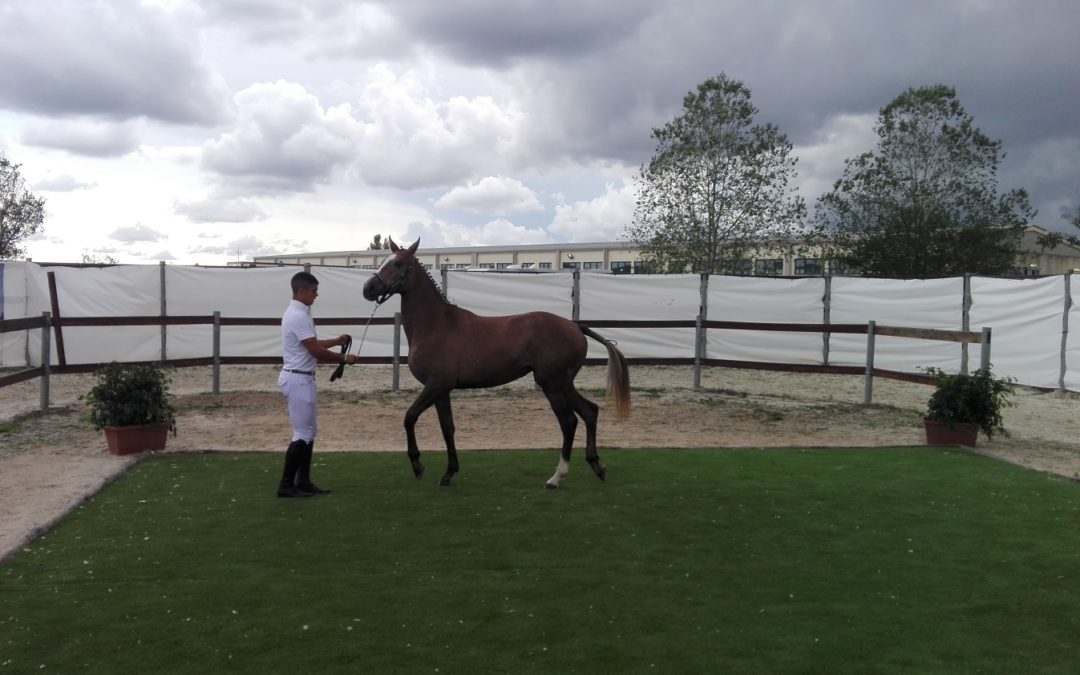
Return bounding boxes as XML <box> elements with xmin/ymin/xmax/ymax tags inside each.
<box><xmin>401</xmin><ymin>268</ymin><xmax>456</xmax><ymax>330</ymax></box>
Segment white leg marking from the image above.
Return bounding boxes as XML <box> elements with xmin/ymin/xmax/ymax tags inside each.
<box><xmin>545</xmin><ymin>458</ymin><xmax>570</xmax><ymax>488</ymax></box>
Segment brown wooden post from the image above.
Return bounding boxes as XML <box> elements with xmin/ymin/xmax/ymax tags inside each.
<box><xmin>46</xmin><ymin>271</ymin><xmax>67</xmax><ymax>368</ymax></box>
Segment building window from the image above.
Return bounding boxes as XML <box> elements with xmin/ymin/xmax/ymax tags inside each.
<box><xmin>520</xmin><ymin>262</ymin><xmax>535</xmax><ymax>268</ymax></box>
<box><xmin>827</xmin><ymin>259</ymin><xmax>861</xmax><ymax>276</ymax></box>
<box><xmin>478</xmin><ymin>263</ymin><xmax>495</xmax><ymax>269</ymax></box>
<box><xmin>538</xmin><ymin>262</ymin><xmax>552</xmax><ymax>269</ymax></box>
<box><xmin>794</xmin><ymin>258</ymin><xmax>824</xmax><ymax>276</ymax></box>
<box><xmin>583</xmin><ymin>261</ymin><xmax>604</xmax><ymax>270</ymax></box>
<box><xmin>633</xmin><ymin>260</ymin><xmax>653</xmax><ymax>274</ymax></box>
<box><xmin>721</xmin><ymin>259</ymin><xmax>753</xmax><ymax>275</ymax></box>
<box><xmin>496</xmin><ymin>262</ymin><xmax>512</xmax><ymax>269</ymax></box>
<box><xmin>611</xmin><ymin>261</ymin><xmax>632</xmax><ymax>275</ymax></box>
<box><xmin>455</xmin><ymin>263</ymin><xmax>470</xmax><ymax>269</ymax></box>
<box><xmin>562</xmin><ymin>262</ymin><xmax>580</xmax><ymax>269</ymax></box>
<box><xmin>754</xmin><ymin>258</ymin><xmax>783</xmax><ymax>276</ymax></box>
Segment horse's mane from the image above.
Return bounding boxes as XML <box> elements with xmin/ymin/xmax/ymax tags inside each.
<box><xmin>415</xmin><ymin>259</ymin><xmax>453</xmax><ymax>305</ymax></box>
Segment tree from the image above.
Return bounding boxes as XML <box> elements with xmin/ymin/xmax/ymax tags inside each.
<box><xmin>810</xmin><ymin>85</ymin><xmax>1033</xmax><ymax>277</ymax></box>
<box><xmin>0</xmin><ymin>152</ymin><xmax>46</xmax><ymax>260</ymax></box>
<box><xmin>80</xmin><ymin>253</ymin><xmax>119</xmax><ymax>265</ymax></box>
<box><xmin>368</xmin><ymin>234</ymin><xmax>391</xmax><ymax>250</ymax></box>
<box><xmin>626</xmin><ymin>74</ymin><xmax>805</xmax><ymax>274</ymax></box>
<box><xmin>1037</xmin><ymin>205</ymin><xmax>1080</xmax><ymax>251</ymax></box>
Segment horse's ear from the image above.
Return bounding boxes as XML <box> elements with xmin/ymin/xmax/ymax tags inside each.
<box><xmin>388</xmin><ymin>238</ymin><xmax>400</xmax><ymax>253</ymax></box>
<box><xmin>407</xmin><ymin>239</ymin><xmax>419</xmax><ymax>255</ymax></box>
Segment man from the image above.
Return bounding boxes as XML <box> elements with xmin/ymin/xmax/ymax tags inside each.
<box><xmin>277</xmin><ymin>271</ymin><xmax>359</xmax><ymax>498</ymax></box>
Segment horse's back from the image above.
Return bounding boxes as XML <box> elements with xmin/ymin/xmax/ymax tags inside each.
<box><xmin>411</xmin><ymin>308</ymin><xmax>586</xmax><ymax>388</ymax></box>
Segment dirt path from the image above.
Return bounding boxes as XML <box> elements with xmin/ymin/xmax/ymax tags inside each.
<box><xmin>2</xmin><ymin>365</ymin><xmax>1078</xmax><ymax>562</ymax></box>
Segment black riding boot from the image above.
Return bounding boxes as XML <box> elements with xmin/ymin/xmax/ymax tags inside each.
<box><xmin>277</xmin><ymin>440</ymin><xmax>313</xmax><ymax>498</ymax></box>
<box><xmin>296</xmin><ymin>441</ymin><xmax>330</xmax><ymax>495</ymax></box>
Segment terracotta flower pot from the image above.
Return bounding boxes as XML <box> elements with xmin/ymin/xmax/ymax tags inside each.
<box><xmin>923</xmin><ymin>419</ymin><xmax>979</xmax><ymax>447</ymax></box>
<box><xmin>103</xmin><ymin>422</ymin><xmax>172</xmax><ymax>456</ymax></box>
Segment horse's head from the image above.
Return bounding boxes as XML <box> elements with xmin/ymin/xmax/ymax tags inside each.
<box><xmin>362</xmin><ymin>238</ymin><xmax>420</xmax><ymax>304</ymax></box>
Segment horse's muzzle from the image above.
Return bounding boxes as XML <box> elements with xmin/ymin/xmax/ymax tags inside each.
<box><xmin>362</xmin><ymin>276</ymin><xmax>386</xmax><ymax>302</ymax></box>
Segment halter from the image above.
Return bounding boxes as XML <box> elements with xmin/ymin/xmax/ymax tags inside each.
<box><xmin>331</xmin><ymin>260</ymin><xmax>410</xmax><ymax>381</ymax></box>
<box><xmin>374</xmin><ymin>261</ymin><xmax>412</xmax><ymax>305</ymax></box>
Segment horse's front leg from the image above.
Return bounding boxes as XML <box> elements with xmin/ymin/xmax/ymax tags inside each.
<box><xmin>433</xmin><ymin>395</ymin><xmax>458</xmax><ymax>487</ymax></box>
<box><xmin>404</xmin><ymin>385</ymin><xmax>448</xmax><ymax>480</ymax></box>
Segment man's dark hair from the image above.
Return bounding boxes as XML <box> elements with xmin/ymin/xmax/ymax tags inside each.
<box><xmin>291</xmin><ymin>271</ymin><xmax>319</xmax><ymax>293</ymax></box>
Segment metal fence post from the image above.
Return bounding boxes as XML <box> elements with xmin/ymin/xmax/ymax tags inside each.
<box><xmin>1061</xmin><ymin>274</ymin><xmax>1071</xmax><ymax>391</ymax></box>
<box><xmin>40</xmin><ymin>311</ymin><xmax>52</xmax><ymax>411</ymax></box>
<box><xmin>823</xmin><ymin>275</ymin><xmax>832</xmax><ymax>367</ymax></box>
<box><xmin>961</xmin><ymin>275</ymin><xmax>972</xmax><ymax>375</ymax></box>
<box><xmin>572</xmin><ymin>268</ymin><xmax>581</xmax><ymax>322</ymax></box>
<box><xmin>212</xmin><ymin>311</ymin><xmax>221</xmax><ymax>395</ymax></box>
<box><xmin>393</xmin><ymin>312</ymin><xmax>402</xmax><ymax>392</ymax></box>
<box><xmin>695</xmin><ymin>273</ymin><xmax>708</xmax><ymax>390</ymax></box>
<box><xmin>863</xmin><ymin>320</ymin><xmax>876</xmax><ymax>405</ymax></box>
<box><xmin>979</xmin><ymin>327</ymin><xmax>992</xmax><ymax>372</ymax></box>
<box><xmin>693</xmin><ymin>315</ymin><xmax>703</xmax><ymax>390</ymax></box>
<box><xmin>160</xmin><ymin>260</ymin><xmax>168</xmax><ymax>362</ymax></box>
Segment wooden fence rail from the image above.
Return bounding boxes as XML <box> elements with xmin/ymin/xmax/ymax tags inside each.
<box><xmin>0</xmin><ymin>312</ymin><xmax>989</xmax><ymax>412</ymax></box>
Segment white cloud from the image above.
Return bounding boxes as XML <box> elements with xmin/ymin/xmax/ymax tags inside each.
<box><xmin>794</xmin><ymin>113</ymin><xmax>877</xmax><ymax>205</ymax></box>
<box><xmin>174</xmin><ymin>196</ymin><xmax>268</xmax><ymax>223</ymax></box>
<box><xmin>33</xmin><ymin>175</ymin><xmax>98</xmax><ymax>192</ymax></box>
<box><xmin>435</xmin><ymin>176</ymin><xmax>542</xmax><ymax>214</ymax></box>
<box><xmin>21</xmin><ymin>117</ymin><xmax>144</xmax><ymax>157</ymax></box>
<box><xmin>548</xmin><ymin>180</ymin><xmax>637</xmax><ymax>241</ymax></box>
<box><xmin>351</xmin><ymin>65</ymin><xmax>523</xmax><ymax>190</ymax></box>
<box><xmin>202</xmin><ymin>80</ymin><xmax>361</xmax><ymax>193</ymax></box>
<box><xmin>402</xmin><ymin>217</ymin><xmax>552</xmax><ymax>248</ymax></box>
<box><xmin>109</xmin><ymin>223</ymin><xmax>167</xmax><ymax>243</ymax></box>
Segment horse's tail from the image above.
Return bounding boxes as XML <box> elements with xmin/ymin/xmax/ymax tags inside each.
<box><xmin>580</xmin><ymin>326</ymin><xmax>631</xmax><ymax>420</ymax></box>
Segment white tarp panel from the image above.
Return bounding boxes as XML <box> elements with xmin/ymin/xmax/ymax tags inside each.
<box><xmin>1066</xmin><ymin>277</ymin><xmax>1080</xmax><ymax>391</ymax></box>
<box><xmin>970</xmin><ymin>276</ymin><xmax>1065</xmax><ymax>389</ymax></box>
<box><xmin>707</xmin><ymin>276</ymin><xmax>825</xmax><ymax>365</ymax></box>
<box><xmin>830</xmin><ymin>277</ymin><xmax>964</xmax><ymax>373</ymax></box>
<box><xmin>581</xmin><ymin>274</ymin><xmax>699</xmax><ymax>359</ymax></box>
<box><xmin>1</xmin><ymin>262</ymin><xmax>31</xmax><ymax>367</ymax></box>
<box><xmin>447</xmin><ymin>271</ymin><xmax>574</xmax><ymax>317</ymax></box>
<box><xmin>2</xmin><ymin>262</ymin><xmax>1078</xmax><ymax>392</ymax></box>
<box><xmin>47</xmin><ymin>265</ymin><xmax>164</xmax><ymax>364</ymax></box>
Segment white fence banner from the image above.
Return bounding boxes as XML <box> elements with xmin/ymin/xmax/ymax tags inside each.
<box><xmin>0</xmin><ymin>261</ymin><xmax>1077</xmax><ymax>392</ymax></box>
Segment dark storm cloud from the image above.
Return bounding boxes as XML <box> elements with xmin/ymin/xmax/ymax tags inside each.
<box><xmin>401</xmin><ymin>0</ymin><xmax>1078</xmax><ymax>221</ymax></box>
<box><xmin>382</xmin><ymin>0</ymin><xmax>657</xmax><ymax>65</ymax></box>
<box><xmin>0</xmin><ymin>1</ymin><xmax>232</xmax><ymax>126</ymax></box>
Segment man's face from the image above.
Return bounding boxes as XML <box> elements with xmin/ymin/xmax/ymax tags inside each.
<box><xmin>297</xmin><ymin>285</ymin><xmax>319</xmax><ymax>306</ymax></box>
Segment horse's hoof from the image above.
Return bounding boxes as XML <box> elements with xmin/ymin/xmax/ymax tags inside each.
<box><xmin>595</xmin><ymin>465</ymin><xmax>607</xmax><ymax>482</ymax></box>
<box><xmin>413</xmin><ymin>464</ymin><xmax>425</xmax><ymax>479</ymax></box>
<box><xmin>438</xmin><ymin>477</ymin><xmax>453</xmax><ymax>488</ymax></box>
<box><xmin>545</xmin><ymin>482</ymin><xmax>559</xmax><ymax>490</ymax></box>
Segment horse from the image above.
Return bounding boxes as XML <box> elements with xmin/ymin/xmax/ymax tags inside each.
<box><xmin>361</xmin><ymin>238</ymin><xmax>631</xmax><ymax>488</ymax></box>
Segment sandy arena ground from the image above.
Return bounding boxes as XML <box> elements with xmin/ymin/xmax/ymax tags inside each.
<box><xmin>1</xmin><ymin>364</ymin><xmax>1078</xmax><ymax>561</ymax></box>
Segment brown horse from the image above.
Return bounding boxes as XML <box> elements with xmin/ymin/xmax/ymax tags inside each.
<box><xmin>361</xmin><ymin>239</ymin><xmax>631</xmax><ymax>488</ymax></box>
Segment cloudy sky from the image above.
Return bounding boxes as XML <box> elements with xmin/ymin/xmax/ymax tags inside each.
<box><xmin>1</xmin><ymin>0</ymin><xmax>1078</xmax><ymax>265</ymax></box>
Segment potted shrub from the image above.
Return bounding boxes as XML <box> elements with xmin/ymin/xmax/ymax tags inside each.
<box><xmin>922</xmin><ymin>366</ymin><xmax>1016</xmax><ymax>447</ymax></box>
<box><xmin>82</xmin><ymin>361</ymin><xmax>177</xmax><ymax>455</ymax></box>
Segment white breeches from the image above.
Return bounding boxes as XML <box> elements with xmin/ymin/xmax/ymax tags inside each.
<box><xmin>278</xmin><ymin>371</ymin><xmax>317</xmax><ymax>443</ymax></box>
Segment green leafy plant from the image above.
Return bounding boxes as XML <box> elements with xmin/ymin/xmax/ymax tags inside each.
<box><xmin>81</xmin><ymin>361</ymin><xmax>177</xmax><ymax>434</ymax></box>
<box><xmin>924</xmin><ymin>366</ymin><xmax>1016</xmax><ymax>439</ymax></box>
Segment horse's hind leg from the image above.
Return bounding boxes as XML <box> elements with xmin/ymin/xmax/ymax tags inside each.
<box><xmin>434</xmin><ymin>395</ymin><xmax>459</xmax><ymax>487</ymax></box>
<box><xmin>542</xmin><ymin>390</ymin><xmax>577</xmax><ymax>489</ymax></box>
<box><xmin>570</xmin><ymin>388</ymin><xmax>604</xmax><ymax>481</ymax></box>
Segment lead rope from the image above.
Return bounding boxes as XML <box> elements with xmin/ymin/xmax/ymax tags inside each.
<box><xmin>330</xmin><ymin>302</ymin><xmax>381</xmax><ymax>382</ymax></box>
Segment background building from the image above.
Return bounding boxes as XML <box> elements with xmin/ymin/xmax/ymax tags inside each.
<box><xmin>248</xmin><ymin>226</ymin><xmax>1080</xmax><ymax>276</ymax></box>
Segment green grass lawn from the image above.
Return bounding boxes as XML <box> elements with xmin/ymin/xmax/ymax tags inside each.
<box><xmin>1</xmin><ymin>448</ymin><xmax>1077</xmax><ymax>674</ymax></box>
